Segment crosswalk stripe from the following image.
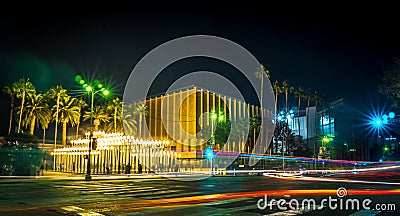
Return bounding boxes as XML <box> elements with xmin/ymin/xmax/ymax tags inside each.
<box><xmin>61</xmin><ymin>205</ymin><xmax>104</xmax><ymax>216</ymax></box>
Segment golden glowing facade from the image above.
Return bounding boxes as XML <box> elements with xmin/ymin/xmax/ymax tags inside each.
<box><xmin>53</xmin><ymin>86</ymin><xmax>264</xmax><ymax>174</ymax></box>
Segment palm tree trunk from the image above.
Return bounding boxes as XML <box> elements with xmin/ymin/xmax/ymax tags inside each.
<box><xmin>260</xmin><ymin>76</ymin><xmax>263</xmax><ymax>153</ymax></box>
<box><xmin>274</xmin><ymin>89</ymin><xmax>278</xmax><ymax>154</ymax></box>
<box><xmin>8</xmin><ymin>96</ymin><xmax>14</xmax><ymax>135</ymax></box>
<box><xmin>298</xmin><ymin>96</ymin><xmax>301</xmax><ymax>137</ymax></box>
<box><xmin>42</xmin><ymin>128</ymin><xmax>46</xmax><ymax>147</ymax></box>
<box><xmin>114</xmin><ymin>107</ymin><xmax>117</xmax><ymax>133</ymax></box>
<box><xmin>285</xmin><ymin>90</ymin><xmax>289</xmax><ymax>155</ymax></box>
<box><xmin>29</xmin><ymin>116</ymin><xmax>36</xmax><ymax>135</ymax></box>
<box><xmin>18</xmin><ymin>91</ymin><xmax>25</xmax><ymax>133</ymax></box>
<box><xmin>54</xmin><ymin>95</ymin><xmax>60</xmax><ymax>146</ymax></box>
<box><xmin>139</xmin><ymin>115</ymin><xmax>142</xmax><ymax>137</ymax></box>
<box><xmin>76</xmin><ymin>122</ymin><xmax>80</xmax><ymax>138</ymax></box>
<box><xmin>62</xmin><ymin>121</ymin><xmax>67</xmax><ymax>147</ymax></box>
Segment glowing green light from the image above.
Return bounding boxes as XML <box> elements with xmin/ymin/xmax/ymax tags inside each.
<box><xmin>218</xmin><ymin>115</ymin><xmax>224</xmax><ymax>121</ymax></box>
<box><xmin>79</xmin><ymin>79</ymin><xmax>85</xmax><ymax>85</ymax></box>
<box><xmin>102</xmin><ymin>89</ymin><xmax>109</xmax><ymax>95</ymax></box>
<box><xmin>97</xmin><ymin>83</ymin><xmax>103</xmax><ymax>88</ymax></box>
<box><xmin>322</xmin><ymin>137</ymin><xmax>330</xmax><ymax>143</ymax></box>
<box><xmin>383</xmin><ymin>146</ymin><xmax>389</xmax><ymax>152</ymax></box>
<box><xmin>75</xmin><ymin>75</ymin><xmax>82</xmax><ymax>83</ymax></box>
<box><xmin>211</xmin><ymin>113</ymin><xmax>217</xmax><ymax>120</ymax></box>
<box><xmin>86</xmin><ymin>86</ymin><xmax>92</xmax><ymax>92</ymax></box>
<box><xmin>82</xmin><ymin>84</ymin><xmax>87</xmax><ymax>89</ymax></box>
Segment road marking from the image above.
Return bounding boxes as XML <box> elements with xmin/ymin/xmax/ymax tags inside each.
<box><xmin>61</xmin><ymin>205</ymin><xmax>104</xmax><ymax>216</ymax></box>
<box><xmin>266</xmin><ymin>205</ymin><xmax>321</xmax><ymax>215</ymax></box>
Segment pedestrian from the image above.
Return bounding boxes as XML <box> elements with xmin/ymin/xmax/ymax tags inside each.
<box><xmin>174</xmin><ymin>164</ymin><xmax>179</xmax><ymax>172</ymax></box>
<box><xmin>138</xmin><ymin>163</ymin><xmax>143</xmax><ymax>174</ymax></box>
<box><xmin>39</xmin><ymin>164</ymin><xmax>44</xmax><ymax>176</ymax></box>
<box><xmin>125</xmin><ymin>164</ymin><xmax>131</xmax><ymax>174</ymax></box>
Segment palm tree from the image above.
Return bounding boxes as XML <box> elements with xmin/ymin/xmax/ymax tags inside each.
<box><xmin>134</xmin><ymin>102</ymin><xmax>148</xmax><ymax>138</ymax></box>
<box><xmin>304</xmin><ymin>88</ymin><xmax>312</xmax><ymax>142</ymax></box>
<box><xmin>39</xmin><ymin>110</ymin><xmax>51</xmax><ymax>150</ymax></box>
<box><xmin>107</xmin><ymin>97</ymin><xmax>123</xmax><ymax>133</ymax></box>
<box><xmin>249</xmin><ymin>115</ymin><xmax>261</xmax><ymax>154</ymax></box>
<box><xmin>55</xmin><ymin>95</ymin><xmax>80</xmax><ymax>146</ymax></box>
<box><xmin>83</xmin><ymin>105</ymin><xmax>109</xmax><ymax>131</ymax></box>
<box><xmin>12</xmin><ymin>78</ymin><xmax>36</xmax><ymax>133</ymax></box>
<box><xmin>3</xmin><ymin>85</ymin><xmax>15</xmax><ymax>135</ymax></box>
<box><xmin>120</xmin><ymin>105</ymin><xmax>138</xmax><ymax>135</ymax></box>
<box><xmin>294</xmin><ymin>87</ymin><xmax>305</xmax><ymax>138</ymax></box>
<box><xmin>18</xmin><ymin>93</ymin><xmax>51</xmax><ymax>135</ymax></box>
<box><xmin>255</xmin><ymin>64</ymin><xmax>271</xmax><ymax>109</ymax></box>
<box><xmin>255</xmin><ymin>64</ymin><xmax>270</xmax><ymax>156</ymax></box>
<box><xmin>272</xmin><ymin>80</ymin><xmax>283</xmax><ymax>154</ymax></box>
<box><xmin>281</xmin><ymin>80</ymin><xmax>294</xmax><ymax>154</ymax></box>
<box><xmin>75</xmin><ymin>98</ymin><xmax>88</xmax><ymax>138</ymax></box>
<box><xmin>45</xmin><ymin>86</ymin><xmax>67</xmax><ymax>146</ymax></box>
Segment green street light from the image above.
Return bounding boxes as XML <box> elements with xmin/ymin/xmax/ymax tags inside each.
<box><xmin>322</xmin><ymin>136</ymin><xmax>330</xmax><ymax>143</ymax></box>
<box><xmin>383</xmin><ymin>146</ymin><xmax>389</xmax><ymax>152</ymax></box>
<box><xmin>76</xmin><ymin>75</ymin><xmax>110</xmax><ymax>126</ymax></box>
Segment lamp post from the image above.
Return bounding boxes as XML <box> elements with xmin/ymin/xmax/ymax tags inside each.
<box><xmin>85</xmin><ymin>131</ymin><xmax>93</xmax><ymax>181</ymax></box>
<box><xmin>85</xmin><ymin>85</ymin><xmax>110</xmax><ymax>126</ymax></box>
<box><xmin>75</xmin><ymin>76</ymin><xmax>110</xmax><ymax>127</ymax></box>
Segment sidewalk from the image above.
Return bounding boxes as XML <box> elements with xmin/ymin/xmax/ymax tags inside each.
<box><xmin>0</xmin><ymin>171</ymin><xmax>220</xmax><ymax>181</ymax></box>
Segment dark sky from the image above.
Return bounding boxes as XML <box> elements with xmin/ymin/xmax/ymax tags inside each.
<box><xmin>1</xmin><ymin>4</ymin><xmax>399</xmax><ymax>136</ymax></box>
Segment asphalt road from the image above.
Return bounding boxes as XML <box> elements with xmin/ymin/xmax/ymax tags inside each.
<box><xmin>0</xmin><ymin>175</ymin><xmax>399</xmax><ymax>215</ymax></box>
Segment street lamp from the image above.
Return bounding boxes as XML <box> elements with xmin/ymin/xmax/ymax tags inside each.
<box><xmin>75</xmin><ymin>76</ymin><xmax>110</xmax><ymax>126</ymax></box>
<box><xmin>85</xmin><ymin>131</ymin><xmax>93</xmax><ymax>181</ymax></box>
<box><xmin>368</xmin><ymin>111</ymin><xmax>396</xmax><ymax>161</ymax></box>
<box><xmin>86</xmin><ymin>85</ymin><xmax>110</xmax><ymax>126</ymax></box>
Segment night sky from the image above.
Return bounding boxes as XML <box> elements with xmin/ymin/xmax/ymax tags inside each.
<box><xmin>1</xmin><ymin>4</ymin><xmax>399</xmax><ymax>136</ymax></box>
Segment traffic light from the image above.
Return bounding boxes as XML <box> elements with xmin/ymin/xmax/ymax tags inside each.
<box><xmin>205</xmin><ymin>147</ymin><xmax>214</xmax><ymax>159</ymax></box>
<box><xmin>92</xmin><ymin>138</ymin><xmax>97</xmax><ymax>150</ymax></box>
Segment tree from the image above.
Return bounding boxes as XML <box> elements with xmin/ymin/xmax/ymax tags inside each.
<box><xmin>281</xmin><ymin>80</ymin><xmax>294</xmax><ymax>154</ymax></box>
<box><xmin>12</xmin><ymin>78</ymin><xmax>36</xmax><ymax>133</ymax></box>
<box><xmin>294</xmin><ymin>86</ymin><xmax>305</xmax><ymax>138</ymax></box>
<box><xmin>83</xmin><ymin>105</ymin><xmax>109</xmax><ymax>131</ymax></box>
<box><xmin>55</xmin><ymin>95</ymin><xmax>80</xmax><ymax>146</ymax></box>
<box><xmin>272</xmin><ymin>80</ymin><xmax>283</xmax><ymax>154</ymax></box>
<box><xmin>120</xmin><ymin>104</ymin><xmax>137</xmax><ymax>135</ymax></box>
<box><xmin>304</xmin><ymin>88</ymin><xmax>313</xmax><ymax>146</ymax></box>
<box><xmin>75</xmin><ymin>98</ymin><xmax>88</xmax><ymax>138</ymax></box>
<box><xmin>255</xmin><ymin>64</ymin><xmax>271</xmax><ymax>156</ymax></box>
<box><xmin>249</xmin><ymin>115</ymin><xmax>261</xmax><ymax>154</ymax></box>
<box><xmin>3</xmin><ymin>85</ymin><xmax>15</xmax><ymax>135</ymax></box>
<box><xmin>17</xmin><ymin>93</ymin><xmax>51</xmax><ymax>135</ymax></box>
<box><xmin>107</xmin><ymin>97</ymin><xmax>123</xmax><ymax>133</ymax></box>
<box><xmin>134</xmin><ymin>102</ymin><xmax>148</xmax><ymax>137</ymax></box>
<box><xmin>378</xmin><ymin>57</ymin><xmax>400</xmax><ymax>108</ymax></box>
<box><xmin>45</xmin><ymin>86</ymin><xmax>67</xmax><ymax>146</ymax></box>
